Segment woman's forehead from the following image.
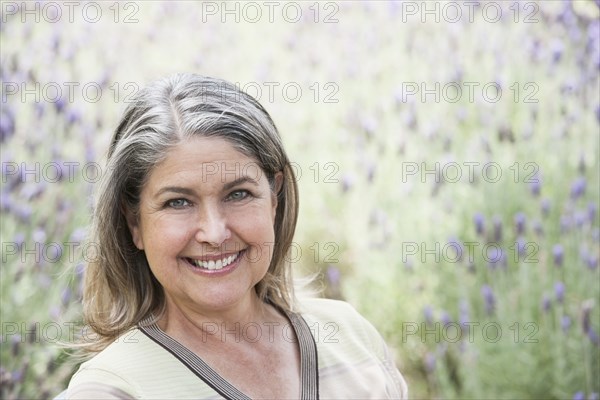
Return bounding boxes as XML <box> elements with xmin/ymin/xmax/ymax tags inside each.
<box><xmin>145</xmin><ymin>136</ymin><xmax>265</xmax><ymax>190</ymax></box>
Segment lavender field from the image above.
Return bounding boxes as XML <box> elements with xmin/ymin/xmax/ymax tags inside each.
<box><xmin>1</xmin><ymin>1</ymin><xmax>599</xmax><ymax>398</ymax></box>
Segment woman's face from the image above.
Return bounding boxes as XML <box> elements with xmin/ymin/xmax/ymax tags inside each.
<box><xmin>127</xmin><ymin>136</ymin><xmax>280</xmax><ymax>315</ymax></box>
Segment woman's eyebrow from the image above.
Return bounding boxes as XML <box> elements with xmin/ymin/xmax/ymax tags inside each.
<box><xmin>153</xmin><ymin>186</ymin><xmax>196</xmax><ymax>198</ymax></box>
<box><xmin>223</xmin><ymin>176</ymin><xmax>260</xmax><ymax>191</ymax></box>
<box><xmin>153</xmin><ymin>176</ymin><xmax>260</xmax><ymax>199</ymax></box>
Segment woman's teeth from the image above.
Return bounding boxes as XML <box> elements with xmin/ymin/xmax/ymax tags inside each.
<box><xmin>189</xmin><ymin>252</ymin><xmax>240</xmax><ymax>270</ymax></box>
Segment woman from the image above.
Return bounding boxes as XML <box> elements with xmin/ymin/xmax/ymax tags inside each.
<box><xmin>66</xmin><ymin>73</ymin><xmax>407</xmax><ymax>399</ymax></box>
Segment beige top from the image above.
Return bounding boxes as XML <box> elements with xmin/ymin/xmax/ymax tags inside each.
<box><xmin>67</xmin><ymin>298</ymin><xmax>408</xmax><ymax>399</ymax></box>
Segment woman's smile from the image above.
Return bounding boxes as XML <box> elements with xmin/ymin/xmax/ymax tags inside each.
<box><xmin>181</xmin><ymin>249</ymin><xmax>247</xmax><ymax>276</ymax></box>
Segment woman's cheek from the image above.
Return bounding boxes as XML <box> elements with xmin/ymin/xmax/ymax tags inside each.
<box><xmin>151</xmin><ymin>214</ymin><xmax>195</xmax><ymax>246</ymax></box>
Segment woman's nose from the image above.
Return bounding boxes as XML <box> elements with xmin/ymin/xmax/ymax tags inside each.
<box><xmin>194</xmin><ymin>204</ymin><xmax>231</xmax><ymax>247</ymax></box>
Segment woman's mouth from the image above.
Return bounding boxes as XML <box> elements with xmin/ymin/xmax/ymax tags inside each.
<box><xmin>183</xmin><ymin>250</ymin><xmax>245</xmax><ymax>273</ymax></box>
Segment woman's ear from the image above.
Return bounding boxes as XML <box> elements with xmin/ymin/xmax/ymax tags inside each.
<box><xmin>124</xmin><ymin>207</ymin><xmax>144</xmax><ymax>250</ymax></box>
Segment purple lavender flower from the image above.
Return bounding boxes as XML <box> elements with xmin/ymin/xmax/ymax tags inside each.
<box><xmin>440</xmin><ymin>311</ymin><xmax>452</xmax><ymax>327</ymax></box>
<box><xmin>70</xmin><ymin>227</ymin><xmax>87</xmax><ymax>243</ymax></box>
<box><xmin>551</xmin><ymin>39</ymin><xmax>564</xmax><ymax>63</ymax></box>
<box><xmin>35</xmin><ymin>102</ymin><xmax>45</xmax><ymax>118</ymax></box>
<box><xmin>590</xmin><ymin>393</ymin><xmax>599</xmax><ymax>400</ymax></box>
<box><xmin>493</xmin><ymin>216</ymin><xmax>502</xmax><ymax>242</ymax></box>
<box><xmin>533</xmin><ymin>220</ymin><xmax>544</xmax><ymax>237</ymax></box>
<box><xmin>459</xmin><ymin>300</ymin><xmax>470</xmax><ymax>328</ymax></box>
<box><xmin>11</xmin><ymin>367</ymin><xmax>25</xmax><ymax>383</ymax></box>
<box><xmin>589</xmin><ymin>21</ymin><xmax>600</xmax><ymax>48</ymax></box>
<box><xmin>424</xmin><ymin>306</ymin><xmax>434</xmax><ymax>326</ymax></box>
<box><xmin>366</xmin><ymin>162</ymin><xmax>376</xmax><ymax>183</ymax></box>
<box><xmin>573</xmin><ymin>392</ymin><xmax>585</xmax><ymax>400</ymax></box>
<box><xmin>514</xmin><ymin>212</ymin><xmax>526</xmax><ymax>235</ymax></box>
<box><xmin>66</xmin><ymin>107</ymin><xmax>82</xmax><ymax>125</ymax></box>
<box><xmin>560</xmin><ymin>215</ymin><xmax>572</xmax><ymax>233</ymax></box>
<box><xmin>32</xmin><ymin>227</ymin><xmax>47</xmax><ymax>244</ymax></box>
<box><xmin>481</xmin><ymin>285</ymin><xmax>495</xmax><ymax>315</ymax></box>
<box><xmin>360</xmin><ymin>116</ymin><xmax>377</xmax><ymax>139</ymax></box>
<box><xmin>0</xmin><ymin>104</ymin><xmax>15</xmax><ymax>143</ymax></box>
<box><xmin>487</xmin><ymin>246</ymin><xmax>505</xmax><ymax>269</ymax></box>
<box><xmin>341</xmin><ymin>174</ymin><xmax>354</xmax><ymax>193</ymax></box>
<box><xmin>85</xmin><ymin>145</ymin><xmax>96</xmax><ymax>163</ymax></box>
<box><xmin>588</xmin><ymin>202</ymin><xmax>597</xmax><ymax>223</ymax></box>
<box><xmin>554</xmin><ymin>282</ymin><xmax>565</xmax><ymax>303</ymax></box>
<box><xmin>553</xmin><ymin>244</ymin><xmax>564</xmax><ymax>267</ymax></box>
<box><xmin>49</xmin><ymin>306</ymin><xmax>60</xmax><ymax>320</ymax></box>
<box><xmin>529</xmin><ymin>178</ymin><xmax>541</xmax><ymax>196</ymax></box>
<box><xmin>13</xmin><ymin>204</ymin><xmax>32</xmax><ymax>223</ymax></box>
<box><xmin>542</xmin><ymin>294</ymin><xmax>552</xmax><ymax>312</ymax></box>
<box><xmin>574</xmin><ymin>211</ymin><xmax>586</xmax><ymax>228</ymax></box>
<box><xmin>447</xmin><ymin>237</ymin><xmax>464</xmax><ymax>262</ymax></box>
<box><xmin>424</xmin><ymin>353</ymin><xmax>436</xmax><ymax>373</ymax></box>
<box><xmin>0</xmin><ymin>190</ymin><xmax>11</xmax><ymax>212</ymax></box>
<box><xmin>588</xmin><ymin>329</ymin><xmax>599</xmax><ymax>346</ymax></box>
<box><xmin>13</xmin><ymin>232</ymin><xmax>25</xmax><ymax>251</ymax></box>
<box><xmin>54</xmin><ymin>96</ymin><xmax>67</xmax><ymax>114</ymax></box>
<box><xmin>580</xmin><ymin>247</ymin><xmax>590</xmax><ymax>263</ymax></box>
<box><xmin>473</xmin><ymin>212</ymin><xmax>485</xmax><ymax>236</ymax></box>
<box><xmin>586</xmin><ymin>256</ymin><xmax>598</xmax><ymax>271</ymax></box>
<box><xmin>21</xmin><ymin>181</ymin><xmax>46</xmax><ymax>201</ymax></box>
<box><xmin>326</xmin><ymin>265</ymin><xmax>340</xmax><ymax>287</ymax></box>
<box><xmin>561</xmin><ymin>315</ymin><xmax>571</xmax><ymax>332</ymax></box>
<box><xmin>46</xmin><ymin>244</ymin><xmax>62</xmax><ymax>263</ymax></box>
<box><xmin>570</xmin><ymin>177</ymin><xmax>586</xmax><ymax>200</ymax></box>
<box><xmin>53</xmin><ymin>160</ymin><xmax>67</xmax><ymax>182</ymax></box>
<box><xmin>61</xmin><ymin>287</ymin><xmax>72</xmax><ymax>307</ymax></box>
<box><xmin>541</xmin><ymin>198</ymin><xmax>551</xmax><ymax>217</ymax></box>
<box><xmin>1</xmin><ymin>157</ymin><xmax>14</xmax><ymax>180</ymax></box>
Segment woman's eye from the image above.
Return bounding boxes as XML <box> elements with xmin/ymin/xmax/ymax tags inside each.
<box><xmin>227</xmin><ymin>190</ymin><xmax>250</xmax><ymax>201</ymax></box>
<box><xmin>166</xmin><ymin>198</ymin><xmax>190</xmax><ymax>208</ymax></box>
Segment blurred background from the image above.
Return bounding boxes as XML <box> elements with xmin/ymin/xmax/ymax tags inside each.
<box><xmin>1</xmin><ymin>1</ymin><xmax>599</xmax><ymax>398</ymax></box>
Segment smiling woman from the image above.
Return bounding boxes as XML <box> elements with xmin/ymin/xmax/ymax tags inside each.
<box><xmin>65</xmin><ymin>73</ymin><xmax>407</xmax><ymax>399</ymax></box>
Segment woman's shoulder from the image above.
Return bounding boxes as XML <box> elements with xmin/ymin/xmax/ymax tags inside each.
<box><xmin>296</xmin><ymin>297</ymin><xmax>371</xmax><ymax>327</ymax></box>
<box><xmin>67</xmin><ymin>328</ymin><xmax>148</xmax><ymax>398</ymax></box>
<box><xmin>295</xmin><ymin>297</ymin><xmax>382</xmax><ymax>348</ymax></box>
<box><xmin>67</xmin><ymin>327</ymin><xmax>184</xmax><ymax>398</ymax></box>
<box><xmin>77</xmin><ymin>327</ymin><xmax>152</xmax><ymax>366</ymax></box>
<box><xmin>295</xmin><ymin>298</ymin><xmax>409</xmax><ymax>398</ymax></box>
<box><xmin>296</xmin><ymin>297</ymin><xmax>360</xmax><ymax>316</ymax></box>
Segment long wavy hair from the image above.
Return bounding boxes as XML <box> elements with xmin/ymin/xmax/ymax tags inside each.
<box><xmin>78</xmin><ymin>73</ymin><xmax>300</xmax><ymax>355</ymax></box>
